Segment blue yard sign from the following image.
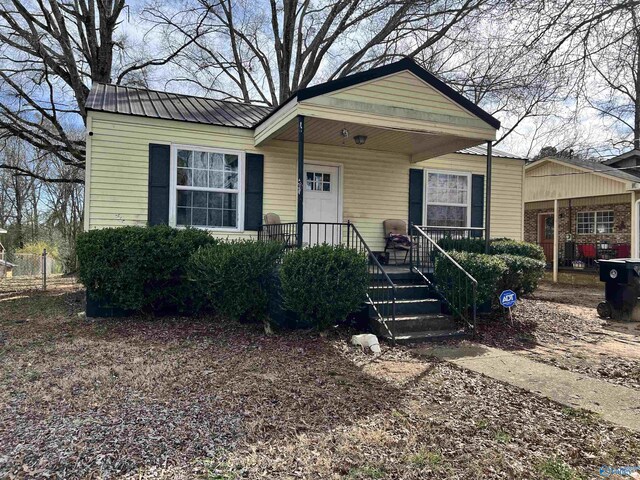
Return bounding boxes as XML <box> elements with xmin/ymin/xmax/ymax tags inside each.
<box><xmin>499</xmin><ymin>290</ymin><xmax>517</xmax><ymax>308</ymax></box>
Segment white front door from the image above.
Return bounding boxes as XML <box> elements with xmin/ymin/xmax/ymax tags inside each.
<box><xmin>303</xmin><ymin>164</ymin><xmax>340</xmax><ymax>245</ymax></box>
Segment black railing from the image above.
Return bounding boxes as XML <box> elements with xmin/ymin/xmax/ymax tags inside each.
<box><xmin>258</xmin><ymin>221</ymin><xmax>397</xmax><ymax>341</ymax></box>
<box><xmin>410</xmin><ymin>224</ymin><xmax>477</xmax><ymax>332</ymax></box>
<box><xmin>422</xmin><ymin>226</ymin><xmax>485</xmax><ymax>243</ymax></box>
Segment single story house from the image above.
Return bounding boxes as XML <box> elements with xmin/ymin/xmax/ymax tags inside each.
<box><xmin>83</xmin><ymin>58</ymin><xmax>526</xmax><ymax>340</ymax></box>
<box><xmin>523</xmin><ymin>153</ymin><xmax>640</xmax><ymax>281</ymax></box>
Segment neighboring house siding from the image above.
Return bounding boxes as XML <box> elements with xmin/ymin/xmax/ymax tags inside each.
<box><xmin>87</xmin><ymin>111</ymin><xmax>410</xmax><ymax>250</ymax></box>
<box><xmin>524</xmin><ymin>161</ymin><xmax>630</xmax><ymax>202</ymax></box>
<box><xmin>415</xmin><ymin>153</ymin><xmax>525</xmax><ymax>240</ymax></box>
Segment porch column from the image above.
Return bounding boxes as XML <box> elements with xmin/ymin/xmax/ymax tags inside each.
<box><xmin>485</xmin><ymin>141</ymin><xmax>492</xmax><ymax>253</ymax></box>
<box><xmin>553</xmin><ymin>198</ymin><xmax>559</xmax><ymax>283</ymax></box>
<box><xmin>297</xmin><ymin>115</ymin><xmax>305</xmax><ymax>247</ymax></box>
<box><xmin>632</xmin><ymin>191</ymin><xmax>638</xmax><ymax>258</ymax></box>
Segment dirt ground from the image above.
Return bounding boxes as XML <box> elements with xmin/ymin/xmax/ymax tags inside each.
<box><xmin>478</xmin><ymin>280</ymin><xmax>640</xmax><ymax>391</ymax></box>
<box><xmin>1</xmin><ymin>284</ymin><xmax>640</xmax><ymax>479</ymax></box>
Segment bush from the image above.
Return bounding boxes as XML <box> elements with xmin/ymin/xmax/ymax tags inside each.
<box><xmin>279</xmin><ymin>245</ymin><xmax>368</xmax><ymax>330</ymax></box>
<box><xmin>434</xmin><ymin>252</ymin><xmax>507</xmax><ymax>314</ymax></box>
<box><xmin>437</xmin><ymin>237</ymin><xmax>485</xmax><ymax>254</ymax></box>
<box><xmin>490</xmin><ymin>239</ymin><xmax>545</xmax><ymax>261</ymax></box>
<box><xmin>77</xmin><ymin>225</ymin><xmax>217</xmax><ymax>312</ymax></box>
<box><xmin>496</xmin><ymin>254</ymin><xmax>545</xmax><ymax>295</ymax></box>
<box><xmin>187</xmin><ymin>240</ymin><xmax>284</xmax><ymax>322</ymax></box>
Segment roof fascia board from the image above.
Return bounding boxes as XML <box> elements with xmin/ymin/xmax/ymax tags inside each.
<box><xmin>254</xmin><ymin>97</ymin><xmax>299</xmax><ymax>146</ymax></box>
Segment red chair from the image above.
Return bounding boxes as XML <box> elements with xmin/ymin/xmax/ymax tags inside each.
<box><xmin>614</xmin><ymin>244</ymin><xmax>631</xmax><ymax>258</ymax></box>
<box><xmin>578</xmin><ymin>244</ymin><xmax>596</xmax><ymax>260</ymax></box>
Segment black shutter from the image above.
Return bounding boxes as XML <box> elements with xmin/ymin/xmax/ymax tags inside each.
<box><xmin>244</xmin><ymin>153</ymin><xmax>264</xmax><ymax>231</ymax></box>
<box><xmin>148</xmin><ymin>143</ymin><xmax>171</xmax><ymax>225</ymax></box>
<box><xmin>409</xmin><ymin>168</ymin><xmax>424</xmax><ymax>227</ymax></box>
<box><xmin>471</xmin><ymin>174</ymin><xmax>485</xmax><ymax>238</ymax></box>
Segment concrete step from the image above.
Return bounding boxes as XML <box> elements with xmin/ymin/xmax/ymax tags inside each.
<box><xmin>391</xmin><ymin>313</ymin><xmax>457</xmax><ymax>333</ymax></box>
<box><xmin>391</xmin><ymin>329</ymin><xmax>469</xmax><ymax>344</ymax></box>
<box><xmin>369</xmin><ymin>284</ymin><xmax>434</xmax><ymax>301</ymax></box>
<box><xmin>371</xmin><ymin>313</ymin><xmax>459</xmax><ymax>336</ymax></box>
<box><xmin>368</xmin><ymin>298</ymin><xmax>441</xmax><ymax>316</ymax></box>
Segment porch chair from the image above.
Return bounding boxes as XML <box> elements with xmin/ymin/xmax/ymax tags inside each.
<box><xmin>578</xmin><ymin>243</ymin><xmax>597</xmax><ymax>267</ymax></box>
<box><xmin>383</xmin><ymin>219</ymin><xmax>412</xmax><ymax>265</ymax></box>
<box><xmin>263</xmin><ymin>213</ymin><xmax>295</xmax><ymax>248</ymax></box>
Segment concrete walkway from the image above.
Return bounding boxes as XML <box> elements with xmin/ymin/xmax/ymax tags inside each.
<box><xmin>414</xmin><ymin>344</ymin><xmax>640</xmax><ymax>432</ymax></box>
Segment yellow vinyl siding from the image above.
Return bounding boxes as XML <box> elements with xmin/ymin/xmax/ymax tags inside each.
<box><xmin>328</xmin><ymin>71</ymin><xmax>474</xmax><ymax>119</ymax></box>
<box><xmin>255</xmin><ymin>70</ymin><xmax>497</xmax><ymax>147</ymax></box>
<box><xmin>416</xmin><ymin>153</ymin><xmax>525</xmax><ymax>240</ymax></box>
<box><xmin>87</xmin><ymin>111</ymin><xmax>409</xmax><ymax>249</ymax></box>
<box><xmin>87</xmin><ymin>111</ymin><xmax>522</xmax><ymax>247</ymax></box>
<box><xmin>524</xmin><ymin>161</ymin><xmax>631</xmax><ymax>202</ymax></box>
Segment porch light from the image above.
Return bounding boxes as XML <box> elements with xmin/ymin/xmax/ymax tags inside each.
<box><xmin>354</xmin><ymin>135</ymin><xmax>367</xmax><ymax>145</ymax></box>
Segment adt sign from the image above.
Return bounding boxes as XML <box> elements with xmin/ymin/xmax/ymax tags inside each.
<box><xmin>499</xmin><ymin>290</ymin><xmax>517</xmax><ymax>308</ymax></box>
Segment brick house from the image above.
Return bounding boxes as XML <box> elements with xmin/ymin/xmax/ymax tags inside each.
<box><xmin>523</xmin><ymin>152</ymin><xmax>640</xmax><ymax>280</ymax></box>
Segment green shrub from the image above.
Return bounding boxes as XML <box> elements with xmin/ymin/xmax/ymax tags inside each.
<box><xmin>434</xmin><ymin>252</ymin><xmax>507</xmax><ymax>314</ymax></box>
<box><xmin>187</xmin><ymin>240</ymin><xmax>284</xmax><ymax>322</ymax></box>
<box><xmin>77</xmin><ymin>225</ymin><xmax>217</xmax><ymax>312</ymax></box>
<box><xmin>437</xmin><ymin>237</ymin><xmax>485</xmax><ymax>254</ymax></box>
<box><xmin>490</xmin><ymin>239</ymin><xmax>545</xmax><ymax>261</ymax></box>
<box><xmin>279</xmin><ymin>245</ymin><xmax>368</xmax><ymax>330</ymax></box>
<box><xmin>496</xmin><ymin>254</ymin><xmax>545</xmax><ymax>295</ymax></box>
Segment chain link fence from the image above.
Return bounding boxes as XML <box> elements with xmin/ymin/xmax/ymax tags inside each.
<box><xmin>0</xmin><ymin>249</ymin><xmax>64</xmax><ymax>292</ymax></box>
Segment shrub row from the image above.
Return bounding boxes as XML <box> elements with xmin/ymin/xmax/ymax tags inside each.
<box><xmin>434</xmin><ymin>251</ymin><xmax>545</xmax><ymax>315</ymax></box>
<box><xmin>436</xmin><ymin>237</ymin><xmax>545</xmax><ymax>262</ymax></box>
<box><xmin>77</xmin><ymin>225</ymin><xmax>218</xmax><ymax>312</ymax></box>
<box><xmin>77</xmin><ymin>226</ymin><xmax>368</xmax><ymax>329</ymax></box>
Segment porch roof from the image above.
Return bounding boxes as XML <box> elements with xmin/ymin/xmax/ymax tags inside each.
<box><xmin>254</xmin><ymin>59</ymin><xmax>500</xmax><ymax>159</ymax></box>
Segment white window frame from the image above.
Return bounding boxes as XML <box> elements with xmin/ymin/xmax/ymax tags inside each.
<box><xmin>169</xmin><ymin>144</ymin><xmax>245</xmax><ymax>232</ymax></box>
<box><xmin>424</xmin><ymin>169</ymin><xmax>472</xmax><ymax>228</ymax></box>
<box><xmin>576</xmin><ymin>210</ymin><xmax>614</xmax><ymax>235</ymax></box>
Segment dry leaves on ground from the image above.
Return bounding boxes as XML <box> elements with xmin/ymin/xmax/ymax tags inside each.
<box><xmin>1</xmin><ymin>285</ymin><xmax>639</xmax><ymax>479</ymax></box>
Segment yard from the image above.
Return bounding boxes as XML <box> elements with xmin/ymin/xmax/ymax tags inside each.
<box><xmin>1</xmin><ymin>281</ymin><xmax>640</xmax><ymax>479</ymax></box>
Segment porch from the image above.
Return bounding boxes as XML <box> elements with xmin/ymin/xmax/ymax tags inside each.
<box><xmin>258</xmin><ymin>222</ymin><xmax>483</xmax><ymax>343</ymax></box>
<box><xmin>524</xmin><ymin>194</ymin><xmax>637</xmax><ymax>275</ymax></box>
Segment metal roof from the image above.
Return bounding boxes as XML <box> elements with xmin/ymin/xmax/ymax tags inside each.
<box><xmin>457</xmin><ymin>145</ymin><xmax>526</xmax><ymax>160</ymax></box>
<box><xmin>86</xmin><ymin>84</ymin><xmax>272</xmax><ymax>129</ymax></box>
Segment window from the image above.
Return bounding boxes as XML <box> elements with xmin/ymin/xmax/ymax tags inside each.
<box><xmin>425</xmin><ymin>171</ymin><xmax>470</xmax><ymax>227</ymax></box>
<box><xmin>171</xmin><ymin>146</ymin><xmax>243</xmax><ymax>229</ymax></box>
<box><xmin>576</xmin><ymin>211</ymin><xmax>614</xmax><ymax>234</ymax></box>
<box><xmin>306</xmin><ymin>172</ymin><xmax>331</xmax><ymax>191</ymax></box>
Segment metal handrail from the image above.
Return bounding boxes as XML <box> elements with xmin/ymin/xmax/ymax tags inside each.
<box><xmin>348</xmin><ymin>222</ymin><xmax>397</xmax><ymax>343</ymax></box>
<box><xmin>411</xmin><ymin>224</ymin><xmax>478</xmax><ymax>332</ymax></box>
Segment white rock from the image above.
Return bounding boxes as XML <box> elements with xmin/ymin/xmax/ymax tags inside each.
<box><xmin>351</xmin><ymin>334</ymin><xmax>381</xmax><ymax>354</ymax></box>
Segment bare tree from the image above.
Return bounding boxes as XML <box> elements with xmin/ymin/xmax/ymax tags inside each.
<box><xmin>0</xmin><ymin>0</ymin><xmax>199</xmax><ymax>180</ymax></box>
<box><xmin>146</xmin><ymin>0</ymin><xmax>494</xmax><ymax>106</ymax></box>
<box><xmin>510</xmin><ymin>0</ymin><xmax>640</xmax><ymax>155</ymax></box>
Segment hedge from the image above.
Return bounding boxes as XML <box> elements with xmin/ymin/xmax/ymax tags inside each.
<box><xmin>437</xmin><ymin>237</ymin><xmax>485</xmax><ymax>254</ymax></box>
<box><xmin>496</xmin><ymin>254</ymin><xmax>545</xmax><ymax>295</ymax></box>
<box><xmin>279</xmin><ymin>245</ymin><xmax>368</xmax><ymax>330</ymax></box>
<box><xmin>77</xmin><ymin>225</ymin><xmax>217</xmax><ymax>312</ymax></box>
<box><xmin>187</xmin><ymin>240</ymin><xmax>284</xmax><ymax>322</ymax></box>
<box><xmin>490</xmin><ymin>240</ymin><xmax>545</xmax><ymax>261</ymax></box>
<box><xmin>434</xmin><ymin>252</ymin><xmax>507</xmax><ymax>314</ymax></box>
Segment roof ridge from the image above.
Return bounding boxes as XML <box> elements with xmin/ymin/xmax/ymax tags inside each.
<box><xmin>92</xmin><ymin>82</ymin><xmax>272</xmax><ymax>111</ymax></box>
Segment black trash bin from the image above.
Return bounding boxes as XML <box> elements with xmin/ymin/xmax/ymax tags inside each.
<box><xmin>597</xmin><ymin>258</ymin><xmax>640</xmax><ymax>321</ymax></box>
